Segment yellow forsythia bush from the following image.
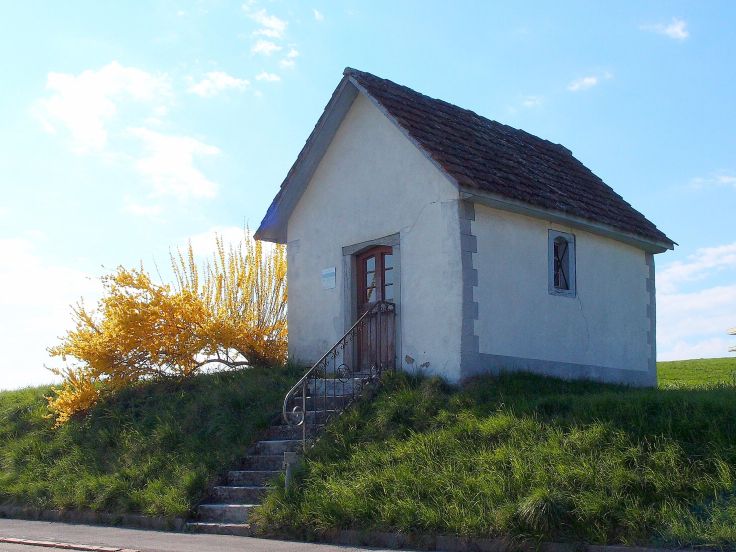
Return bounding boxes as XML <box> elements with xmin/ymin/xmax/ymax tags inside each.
<box><xmin>47</xmin><ymin>232</ymin><xmax>287</xmax><ymax>425</ymax></box>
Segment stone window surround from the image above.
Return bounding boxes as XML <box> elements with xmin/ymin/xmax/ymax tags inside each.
<box><xmin>548</xmin><ymin>229</ymin><xmax>577</xmax><ymax>298</ymax></box>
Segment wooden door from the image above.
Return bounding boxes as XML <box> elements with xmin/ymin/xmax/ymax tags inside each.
<box><xmin>355</xmin><ymin>246</ymin><xmax>394</xmax><ymax>372</ymax></box>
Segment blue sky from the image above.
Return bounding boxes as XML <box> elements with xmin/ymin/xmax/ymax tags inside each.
<box><xmin>0</xmin><ymin>1</ymin><xmax>734</xmax><ymax>389</ymax></box>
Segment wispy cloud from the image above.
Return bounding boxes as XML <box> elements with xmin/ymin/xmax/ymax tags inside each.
<box><xmin>256</xmin><ymin>71</ymin><xmax>281</xmax><ymax>82</ymax></box>
<box><xmin>184</xmin><ymin>225</ymin><xmax>247</xmax><ymax>258</ymax></box>
<box><xmin>567</xmin><ymin>71</ymin><xmax>612</xmax><ymax>92</ymax></box>
<box><xmin>658</xmin><ymin>284</ymin><xmax>736</xmax><ymax>360</ymax></box>
<box><xmin>182</xmin><ymin>225</ymin><xmax>279</xmax><ymax>260</ymax></box>
<box><xmin>188</xmin><ymin>71</ymin><xmax>250</xmax><ymax>97</ymax></box>
<box><xmin>657</xmin><ymin>241</ymin><xmax>736</xmax><ymax>361</ymax></box>
<box><xmin>33</xmin><ymin>61</ymin><xmax>170</xmax><ymax>153</ymax></box>
<box><xmin>122</xmin><ymin>197</ymin><xmax>163</xmax><ymax>217</ymax></box>
<box><xmin>313</xmin><ymin>9</ymin><xmax>324</xmax><ymax>21</ymax></box>
<box><xmin>128</xmin><ymin>127</ymin><xmax>220</xmax><ymax>200</ymax></box>
<box><xmin>640</xmin><ymin>17</ymin><xmax>689</xmax><ymax>40</ymax></box>
<box><xmin>251</xmin><ymin>39</ymin><xmax>282</xmax><ymax>56</ymax></box>
<box><xmin>242</xmin><ymin>4</ymin><xmax>301</xmax><ymax>73</ymax></box>
<box><xmin>658</xmin><ymin>242</ymin><xmax>736</xmax><ymax>295</ymax></box>
<box><xmin>279</xmin><ymin>48</ymin><xmax>300</xmax><ymax>69</ymax></box>
<box><xmin>521</xmin><ymin>95</ymin><xmax>543</xmax><ymax>108</ymax></box>
<box><xmin>34</xmin><ymin>62</ymin><xmax>223</xmax><ymax>212</ymax></box>
<box><xmin>247</xmin><ymin>8</ymin><xmax>287</xmax><ymax>38</ymax></box>
<box><xmin>690</xmin><ymin>172</ymin><xmax>736</xmax><ymax>190</ymax></box>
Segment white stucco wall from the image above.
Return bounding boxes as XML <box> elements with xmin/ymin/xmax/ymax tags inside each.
<box><xmin>471</xmin><ymin>203</ymin><xmax>652</xmax><ymax>379</ymax></box>
<box><xmin>286</xmin><ymin>92</ymin><xmax>465</xmax><ymax>381</ymax></box>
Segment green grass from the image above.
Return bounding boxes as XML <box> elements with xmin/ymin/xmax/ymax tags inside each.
<box><xmin>658</xmin><ymin>357</ymin><xmax>736</xmax><ymax>387</ymax></box>
<box><xmin>0</xmin><ymin>365</ymin><xmax>298</xmax><ymax>517</ymax></box>
<box><xmin>255</xmin><ymin>362</ymin><xmax>736</xmax><ymax>548</ymax></box>
<box><xmin>3</xmin><ymin>357</ymin><xmax>735</xmax><ymax>545</ymax></box>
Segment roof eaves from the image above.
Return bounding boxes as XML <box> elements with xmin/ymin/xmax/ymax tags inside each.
<box><xmin>255</xmin><ymin>76</ymin><xmax>359</xmax><ymax>243</ymax></box>
<box><xmin>461</xmin><ymin>188</ymin><xmax>676</xmax><ymax>253</ymax></box>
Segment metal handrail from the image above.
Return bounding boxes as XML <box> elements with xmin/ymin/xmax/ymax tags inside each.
<box><xmin>282</xmin><ymin>300</ymin><xmax>395</xmax><ymax>448</ymax></box>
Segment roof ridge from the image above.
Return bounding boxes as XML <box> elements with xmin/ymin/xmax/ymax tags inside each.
<box><xmin>342</xmin><ymin>67</ymin><xmax>672</xmax><ymax>247</ymax></box>
<box><xmin>344</xmin><ymin>67</ymin><xmax>574</xmax><ymax>158</ymax></box>
<box><xmin>257</xmin><ymin>67</ymin><xmax>673</xmax><ymax>248</ymax></box>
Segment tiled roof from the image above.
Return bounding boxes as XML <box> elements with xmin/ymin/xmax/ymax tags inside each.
<box><xmin>345</xmin><ymin>68</ymin><xmax>673</xmax><ymax>247</ymax></box>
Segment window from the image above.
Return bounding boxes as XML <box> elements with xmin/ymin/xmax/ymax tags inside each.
<box><xmin>548</xmin><ymin>230</ymin><xmax>576</xmax><ymax>297</ymax></box>
<box><xmin>357</xmin><ymin>246</ymin><xmax>394</xmax><ymax>310</ymax></box>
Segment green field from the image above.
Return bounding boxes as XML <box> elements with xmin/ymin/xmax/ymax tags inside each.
<box><xmin>658</xmin><ymin>357</ymin><xmax>736</xmax><ymax>387</ymax></box>
<box><xmin>255</xmin><ymin>358</ymin><xmax>736</xmax><ymax>548</ymax></box>
<box><xmin>0</xmin><ymin>365</ymin><xmax>298</xmax><ymax>517</ymax></box>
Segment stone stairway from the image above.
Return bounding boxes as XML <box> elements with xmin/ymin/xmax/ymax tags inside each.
<box><xmin>185</xmin><ymin>389</ymin><xmax>357</xmax><ymax>536</ymax></box>
<box><xmin>186</xmin><ymin>301</ymin><xmax>395</xmax><ymax>536</ymax></box>
<box><xmin>186</xmin><ymin>422</ymin><xmax>306</xmax><ymax>536</ymax></box>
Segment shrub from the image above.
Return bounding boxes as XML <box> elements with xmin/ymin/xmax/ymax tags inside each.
<box><xmin>47</xmin><ymin>231</ymin><xmax>286</xmax><ymax>425</ymax></box>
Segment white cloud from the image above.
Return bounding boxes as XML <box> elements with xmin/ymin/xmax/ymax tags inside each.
<box><xmin>122</xmin><ymin>197</ymin><xmax>163</xmax><ymax>217</ymax></box>
<box><xmin>256</xmin><ymin>71</ymin><xmax>281</xmax><ymax>82</ymax></box>
<box><xmin>184</xmin><ymin>225</ymin><xmax>247</xmax><ymax>258</ymax></box>
<box><xmin>658</xmin><ymin>242</ymin><xmax>736</xmax><ymax>294</ymax></box>
<box><xmin>188</xmin><ymin>71</ymin><xmax>250</xmax><ymax>97</ymax></box>
<box><xmin>657</xmin><ymin>241</ymin><xmax>736</xmax><ymax>361</ymax></box>
<box><xmin>661</xmin><ymin>337</ymin><xmax>735</xmax><ymax>362</ymax></box>
<box><xmin>280</xmin><ymin>48</ymin><xmax>300</xmax><ymax>69</ymax></box>
<box><xmin>33</xmin><ymin>61</ymin><xmax>170</xmax><ymax>153</ymax></box>
<box><xmin>182</xmin><ymin>225</ymin><xmax>279</xmax><ymax>262</ymax></box>
<box><xmin>129</xmin><ymin>127</ymin><xmax>220</xmax><ymax>200</ymax></box>
<box><xmin>251</xmin><ymin>39</ymin><xmax>282</xmax><ymax>56</ymax></box>
<box><xmin>641</xmin><ymin>17</ymin><xmax>689</xmax><ymax>40</ymax></box>
<box><xmin>521</xmin><ymin>95</ymin><xmax>543</xmax><ymax>108</ymax></box>
<box><xmin>0</xmin><ymin>238</ymin><xmax>101</xmax><ymax>390</ymax></box>
<box><xmin>658</xmin><ymin>285</ymin><xmax>736</xmax><ymax>360</ymax></box>
<box><xmin>567</xmin><ymin>71</ymin><xmax>612</xmax><ymax>92</ymax></box>
<box><xmin>34</xmin><ymin>62</ymin><xmax>222</xmax><ymax>212</ymax></box>
<box><xmin>690</xmin><ymin>172</ymin><xmax>736</xmax><ymax>190</ymax></box>
<box><xmin>247</xmin><ymin>8</ymin><xmax>287</xmax><ymax>38</ymax></box>
<box><xmin>313</xmin><ymin>9</ymin><xmax>324</xmax><ymax>21</ymax></box>
<box><xmin>568</xmin><ymin>76</ymin><xmax>598</xmax><ymax>92</ymax></box>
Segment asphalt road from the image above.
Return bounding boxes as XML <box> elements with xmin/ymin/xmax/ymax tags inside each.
<box><xmin>0</xmin><ymin>519</ymin><xmax>397</xmax><ymax>552</ymax></box>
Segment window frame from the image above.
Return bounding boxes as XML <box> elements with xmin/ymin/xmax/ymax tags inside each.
<box><xmin>356</xmin><ymin>245</ymin><xmax>394</xmax><ymax>311</ymax></box>
<box><xmin>548</xmin><ymin>230</ymin><xmax>576</xmax><ymax>297</ymax></box>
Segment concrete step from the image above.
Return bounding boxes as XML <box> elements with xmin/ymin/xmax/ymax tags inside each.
<box><xmin>308</xmin><ymin>377</ymin><xmax>369</xmax><ymax>395</ymax></box>
<box><xmin>186</xmin><ymin>522</ymin><xmax>254</xmax><ymax>536</ymax></box>
<box><xmin>305</xmin><ymin>409</ymin><xmax>338</xmax><ymax>425</ymax></box>
<box><xmin>227</xmin><ymin>470</ymin><xmax>281</xmax><ymax>486</ymax></box>
<box><xmin>211</xmin><ymin>486</ymin><xmax>267</xmax><ymax>503</ymax></box>
<box><xmin>257</xmin><ymin>439</ymin><xmax>301</xmax><ymax>455</ymax></box>
<box><xmin>280</xmin><ymin>410</ymin><xmax>338</xmax><ymax>426</ymax></box>
<box><xmin>198</xmin><ymin>504</ymin><xmax>255</xmax><ymax>524</ymax></box>
<box><xmin>302</xmin><ymin>394</ymin><xmax>353</xmax><ymax>410</ymax></box>
<box><xmin>267</xmin><ymin>424</ymin><xmax>324</xmax><ymax>440</ymax></box>
<box><xmin>239</xmin><ymin>454</ymin><xmax>283</xmax><ymax>471</ymax></box>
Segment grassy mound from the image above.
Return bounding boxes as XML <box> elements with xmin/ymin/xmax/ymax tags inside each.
<box><xmin>256</xmin><ymin>360</ymin><xmax>736</xmax><ymax>548</ymax></box>
<box><xmin>0</xmin><ymin>365</ymin><xmax>297</xmax><ymax>517</ymax></box>
<box><xmin>659</xmin><ymin>357</ymin><xmax>736</xmax><ymax>387</ymax></box>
